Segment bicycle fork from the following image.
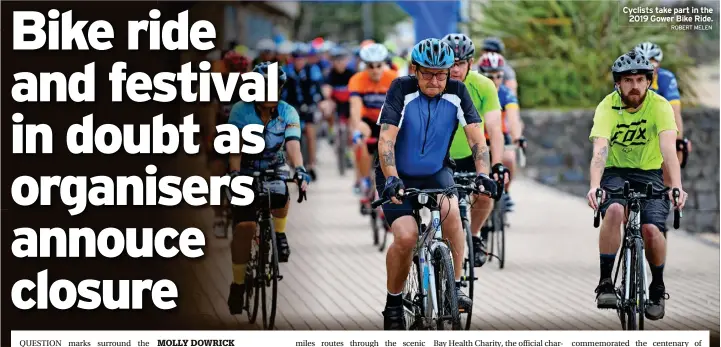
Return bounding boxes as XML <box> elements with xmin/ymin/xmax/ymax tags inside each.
<box><xmin>421</xmin><ymin>209</ymin><xmax>443</xmax><ymax>321</ymax></box>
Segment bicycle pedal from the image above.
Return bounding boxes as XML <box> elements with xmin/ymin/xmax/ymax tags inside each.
<box><xmin>277</xmin><ymin>275</ymin><xmax>284</xmax><ymax>281</ymax></box>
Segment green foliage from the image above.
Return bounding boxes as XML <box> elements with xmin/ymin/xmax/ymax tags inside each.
<box><xmin>470</xmin><ymin>0</ymin><xmax>696</xmax><ymax>109</ymax></box>
<box><xmin>296</xmin><ymin>2</ymin><xmax>408</xmax><ymax>43</ymax></box>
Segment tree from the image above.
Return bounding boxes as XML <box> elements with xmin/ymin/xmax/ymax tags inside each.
<box><xmin>294</xmin><ymin>2</ymin><xmax>408</xmax><ymax>43</ymax></box>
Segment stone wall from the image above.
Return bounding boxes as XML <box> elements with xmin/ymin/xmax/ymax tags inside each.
<box><xmin>520</xmin><ymin>107</ymin><xmax>720</xmax><ymax>234</ymax></box>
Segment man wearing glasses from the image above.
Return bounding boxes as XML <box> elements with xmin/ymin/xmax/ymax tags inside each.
<box><xmin>478</xmin><ymin>52</ymin><xmax>524</xmax><ymax>212</ymax></box>
<box><xmin>376</xmin><ymin>38</ymin><xmax>497</xmax><ymax>330</ymax></box>
<box><xmin>348</xmin><ymin>43</ymin><xmax>398</xmax><ymax>210</ymax></box>
<box><xmin>442</xmin><ymin>33</ymin><xmax>506</xmax><ymax>268</ymax></box>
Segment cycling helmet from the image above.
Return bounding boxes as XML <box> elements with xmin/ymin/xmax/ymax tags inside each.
<box><xmin>223</xmin><ymin>50</ymin><xmax>250</xmax><ymax>72</ymax></box>
<box><xmin>329</xmin><ymin>47</ymin><xmax>349</xmax><ymax>59</ymax></box>
<box><xmin>411</xmin><ymin>38</ymin><xmax>455</xmax><ymax>69</ymax></box>
<box><xmin>478</xmin><ymin>52</ymin><xmax>505</xmax><ymax>73</ymax></box>
<box><xmin>635</xmin><ymin>42</ymin><xmax>663</xmax><ymax>62</ymax></box>
<box><xmin>611</xmin><ymin>50</ymin><xmax>654</xmax><ymax>82</ymax></box>
<box><xmin>482</xmin><ymin>37</ymin><xmax>505</xmax><ymax>53</ymax></box>
<box><xmin>292</xmin><ymin>42</ymin><xmax>311</xmax><ymax>58</ymax></box>
<box><xmin>277</xmin><ymin>41</ymin><xmax>294</xmax><ymax>55</ymax></box>
<box><xmin>256</xmin><ymin>39</ymin><xmax>276</xmax><ymax>53</ymax></box>
<box><xmin>442</xmin><ymin>33</ymin><xmax>476</xmax><ymax>61</ymax></box>
<box><xmin>253</xmin><ymin>61</ymin><xmax>287</xmax><ymax>87</ymax></box>
<box><xmin>359</xmin><ymin>43</ymin><xmax>389</xmax><ymax>63</ymax></box>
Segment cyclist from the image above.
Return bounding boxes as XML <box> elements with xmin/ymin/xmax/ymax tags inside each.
<box><xmin>348</xmin><ymin>43</ymin><xmax>398</xmax><ymax>209</ymax></box>
<box><xmin>322</xmin><ymin>47</ymin><xmax>356</xmax><ymax>172</ymax></box>
<box><xmin>252</xmin><ymin>38</ymin><xmax>277</xmax><ymax>67</ymax></box>
<box><xmin>377</xmin><ymin>38</ymin><xmax>497</xmax><ymax>330</ymax></box>
<box><xmin>633</xmin><ymin>42</ymin><xmax>691</xmax><ymax>174</ymax></box>
<box><xmin>587</xmin><ymin>51</ymin><xmax>687</xmax><ymax>321</ymax></box>
<box><xmin>481</xmin><ymin>37</ymin><xmax>518</xmax><ymax>95</ymax></box>
<box><xmin>226</xmin><ymin>62</ymin><xmax>311</xmax><ymax>315</ymax></box>
<box><xmin>282</xmin><ymin>43</ymin><xmax>325</xmax><ymax>181</ymax></box>
<box><xmin>442</xmin><ymin>33</ymin><xmax>506</xmax><ymax>268</ymax></box>
<box><xmin>478</xmin><ymin>52</ymin><xmax>525</xmax><ymax>211</ymax></box>
<box><xmin>207</xmin><ymin>51</ymin><xmax>251</xmax><ymax>238</ymax></box>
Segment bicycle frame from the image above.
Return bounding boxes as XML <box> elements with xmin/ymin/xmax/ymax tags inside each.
<box><xmin>411</xmin><ymin>192</ymin><xmax>445</xmax><ymax>322</ymax></box>
<box><xmin>616</xmin><ymin>193</ymin><xmax>648</xmax><ymax>308</ymax></box>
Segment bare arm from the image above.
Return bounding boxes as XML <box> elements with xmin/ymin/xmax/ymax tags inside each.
<box><xmin>506</xmin><ymin>107</ymin><xmax>523</xmax><ymax>141</ymax></box>
<box><xmin>589</xmin><ymin>137</ymin><xmax>609</xmax><ymax>188</ymax></box>
<box><xmin>504</xmin><ymin>79</ymin><xmax>518</xmax><ymax>96</ymax></box>
<box><xmin>285</xmin><ymin>140</ymin><xmax>304</xmax><ymax>168</ymax></box>
<box><xmin>672</xmin><ymin>104</ymin><xmax>683</xmax><ymax>138</ymax></box>
<box><xmin>350</xmin><ymin>96</ymin><xmax>363</xmax><ymax>131</ymax></box>
<box><xmin>464</xmin><ymin>123</ymin><xmax>491</xmax><ymax>174</ymax></box>
<box><xmin>322</xmin><ymin>85</ymin><xmax>333</xmax><ymax>100</ymax></box>
<box><xmin>378</xmin><ymin>123</ymin><xmax>400</xmax><ymax>178</ymax></box>
<box><xmin>480</xmin><ymin>111</ymin><xmax>503</xmax><ymax>167</ymax></box>
<box><xmin>660</xmin><ymin>130</ymin><xmax>682</xmax><ymax>187</ymax></box>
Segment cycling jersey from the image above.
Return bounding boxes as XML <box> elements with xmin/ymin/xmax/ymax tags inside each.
<box><xmin>502</xmin><ymin>63</ymin><xmax>516</xmax><ymax>86</ymax></box>
<box><xmin>651</xmin><ymin>67</ymin><xmax>681</xmax><ymax>105</ymax></box>
<box><xmin>449</xmin><ymin>71</ymin><xmax>501</xmax><ymax>159</ymax></box>
<box><xmin>282</xmin><ymin>63</ymin><xmax>325</xmax><ymax>122</ymax></box>
<box><xmin>589</xmin><ymin>90</ymin><xmax>677</xmax><ymax>170</ymax></box>
<box><xmin>325</xmin><ymin>68</ymin><xmax>356</xmax><ymax>117</ymax></box>
<box><xmin>349</xmin><ymin>69</ymin><xmax>398</xmax><ymax>123</ymax></box>
<box><xmin>496</xmin><ymin>84</ymin><xmax>519</xmax><ymax>135</ymax></box>
<box><xmin>228</xmin><ymin>101</ymin><xmax>301</xmax><ymax>170</ymax></box>
<box><xmin>377</xmin><ymin>76</ymin><xmax>481</xmax><ymax>177</ymax></box>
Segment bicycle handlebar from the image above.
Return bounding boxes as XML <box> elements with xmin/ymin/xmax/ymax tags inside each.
<box><xmin>454</xmin><ymin>171</ymin><xmax>504</xmax><ymax>201</ymax></box>
<box><xmin>229</xmin><ymin>168</ymin><xmax>307</xmax><ymax>203</ymax></box>
<box><xmin>592</xmin><ymin>181</ymin><xmax>681</xmax><ymax>229</ymax></box>
<box><xmin>371</xmin><ymin>184</ymin><xmax>492</xmax><ymax>209</ymax></box>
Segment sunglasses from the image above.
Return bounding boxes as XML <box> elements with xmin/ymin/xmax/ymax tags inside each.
<box><xmin>417</xmin><ymin>70</ymin><xmax>449</xmax><ymax>81</ymax></box>
<box><xmin>366</xmin><ymin>63</ymin><xmax>384</xmax><ymax>69</ymax></box>
<box><xmin>484</xmin><ymin>72</ymin><xmax>505</xmax><ymax>80</ymax></box>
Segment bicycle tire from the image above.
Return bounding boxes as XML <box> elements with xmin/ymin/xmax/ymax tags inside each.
<box><xmin>461</xmin><ymin>219</ymin><xmax>474</xmax><ymax>330</ymax></box>
<box><xmin>337</xmin><ymin>126</ymin><xmax>346</xmax><ymax>176</ymax></box>
<box><xmin>492</xmin><ymin>204</ymin><xmax>506</xmax><ymax>269</ymax></box>
<box><xmin>371</xmin><ymin>210</ymin><xmax>380</xmax><ymax>246</ymax></box>
<box><xmin>636</xmin><ymin>238</ymin><xmax>646</xmax><ymax>330</ymax></box>
<box><xmin>259</xmin><ymin>220</ymin><xmax>279</xmax><ymax>330</ymax></box>
<box><xmin>433</xmin><ymin>244</ymin><xmax>461</xmax><ymax>330</ymax></box>
<box><xmin>403</xmin><ymin>255</ymin><xmax>424</xmax><ymax>330</ymax></box>
<box><xmin>246</xmin><ymin>228</ymin><xmax>261</xmax><ymax>323</ymax></box>
<box><xmin>626</xmin><ymin>244</ymin><xmax>638</xmax><ymax>330</ymax></box>
<box><xmin>378</xmin><ymin>214</ymin><xmax>390</xmax><ymax>252</ymax></box>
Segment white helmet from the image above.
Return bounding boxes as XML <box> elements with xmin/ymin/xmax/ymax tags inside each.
<box><xmin>635</xmin><ymin>42</ymin><xmax>663</xmax><ymax>62</ymax></box>
<box><xmin>256</xmin><ymin>38</ymin><xmax>276</xmax><ymax>52</ymax></box>
<box><xmin>359</xmin><ymin>43</ymin><xmax>389</xmax><ymax>63</ymax></box>
<box><xmin>277</xmin><ymin>41</ymin><xmax>294</xmax><ymax>55</ymax></box>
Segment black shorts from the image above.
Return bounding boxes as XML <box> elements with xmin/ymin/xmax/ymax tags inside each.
<box><xmin>374</xmin><ymin>166</ymin><xmax>456</xmax><ymax>226</ymax></box>
<box><xmin>231</xmin><ymin>179</ymin><xmax>289</xmax><ymax>224</ymax></box>
<box><xmin>453</xmin><ymin>155</ymin><xmax>476</xmax><ymax>173</ymax></box>
<box><xmin>363</xmin><ymin>117</ymin><xmax>381</xmax><ymax>155</ymax></box>
<box><xmin>599</xmin><ymin>168</ymin><xmax>670</xmax><ymax>233</ymax></box>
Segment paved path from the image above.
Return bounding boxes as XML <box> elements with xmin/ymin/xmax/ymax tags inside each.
<box><xmin>178</xmin><ymin>142</ymin><xmax>720</xmax><ymax>335</ymax></box>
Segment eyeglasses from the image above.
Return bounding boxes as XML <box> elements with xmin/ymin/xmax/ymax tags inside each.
<box><xmin>366</xmin><ymin>63</ymin><xmax>384</xmax><ymax>69</ymax></box>
<box><xmin>484</xmin><ymin>72</ymin><xmax>504</xmax><ymax>80</ymax></box>
<box><xmin>417</xmin><ymin>70</ymin><xmax>449</xmax><ymax>81</ymax></box>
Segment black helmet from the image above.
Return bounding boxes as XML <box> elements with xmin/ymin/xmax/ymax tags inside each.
<box><xmin>442</xmin><ymin>33</ymin><xmax>476</xmax><ymax>61</ymax></box>
<box><xmin>482</xmin><ymin>37</ymin><xmax>504</xmax><ymax>53</ymax></box>
<box><xmin>611</xmin><ymin>50</ymin><xmax>654</xmax><ymax>82</ymax></box>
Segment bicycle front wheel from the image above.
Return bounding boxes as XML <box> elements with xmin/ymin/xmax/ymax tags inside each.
<box><xmin>461</xmin><ymin>219</ymin><xmax>474</xmax><ymax>330</ymax></box>
<box><xmin>635</xmin><ymin>238</ymin><xmax>646</xmax><ymax>330</ymax></box>
<box><xmin>433</xmin><ymin>244</ymin><xmax>461</xmax><ymax>330</ymax></box>
<box><xmin>259</xmin><ymin>221</ymin><xmax>279</xmax><ymax>330</ymax></box>
<box><xmin>246</xmin><ymin>226</ymin><xmax>261</xmax><ymax>323</ymax></box>
<box><xmin>492</xmin><ymin>204</ymin><xmax>506</xmax><ymax>269</ymax></box>
<box><xmin>336</xmin><ymin>125</ymin><xmax>346</xmax><ymax>176</ymax></box>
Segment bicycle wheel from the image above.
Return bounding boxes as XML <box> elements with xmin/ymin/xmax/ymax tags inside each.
<box><xmin>259</xmin><ymin>220</ymin><xmax>279</xmax><ymax>330</ymax></box>
<box><xmin>636</xmin><ymin>238</ymin><xmax>646</xmax><ymax>330</ymax></box>
<box><xmin>492</xmin><ymin>204</ymin><xmax>506</xmax><ymax>269</ymax></box>
<box><xmin>336</xmin><ymin>125</ymin><xmax>346</xmax><ymax>176</ymax></box>
<box><xmin>403</xmin><ymin>255</ymin><xmax>424</xmax><ymax>330</ymax></box>
<box><xmin>433</xmin><ymin>244</ymin><xmax>461</xmax><ymax>330</ymax></box>
<box><xmin>246</xmin><ymin>227</ymin><xmax>261</xmax><ymax>323</ymax></box>
<box><xmin>461</xmin><ymin>219</ymin><xmax>474</xmax><ymax>330</ymax></box>
<box><xmin>625</xmin><ymin>245</ymin><xmax>638</xmax><ymax>330</ymax></box>
<box><xmin>370</xmin><ymin>210</ymin><xmax>380</xmax><ymax>246</ymax></box>
<box><xmin>378</xmin><ymin>213</ymin><xmax>390</xmax><ymax>252</ymax></box>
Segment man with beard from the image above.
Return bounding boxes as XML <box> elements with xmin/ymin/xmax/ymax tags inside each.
<box><xmin>587</xmin><ymin>50</ymin><xmax>688</xmax><ymax>321</ymax></box>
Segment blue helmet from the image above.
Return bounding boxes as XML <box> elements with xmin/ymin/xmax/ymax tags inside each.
<box><xmin>411</xmin><ymin>38</ymin><xmax>454</xmax><ymax>69</ymax></box>
<box><xmin>253</xmin><ymin>61</ymin><xmax>287</xmax><ymax>86</ymax></box>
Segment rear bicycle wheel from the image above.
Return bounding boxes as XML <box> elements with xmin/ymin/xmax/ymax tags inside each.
<box><xmin>370</xmin><ymin>210</ymin><xmax>380</xmax><ymax>245</ymax></box>
<box><xmin>259</xmin><ymin>221</ymin><xmax>279</xmax><ymax>330</ymax></box>
<box><xmin>461</xmin><ymin>219</ymin><xmax>474</xmax><ymax>330</ymax></box>
<box><xmin>246</xmin><ymin>227</ymin><xmax>261</xmax><ymax>323</ymax></box>
<box><xmin>336</xmin><ymin>124</ymin><xmax>346</xmax><ymax>176</ymax></box>
<box><xmin>433</xmin><ymin>244</ymin><xmax>461</xmax><ymax>330</ymax></box>
<box><xmin>403</xmin><ymin>255</ymin><xmax>424</xmax><ymax>330</ymax></box>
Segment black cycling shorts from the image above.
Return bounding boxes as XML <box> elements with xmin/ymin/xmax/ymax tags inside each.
<box><xmin>374</xmin><ymin>166</ymin><xmax>456</xmax><ymax>226</ymax></box>
<box><xmin>231</xmin><ymin>179</ymin><xmax>289</xmax><ymax>224</ymax></box>
<box><xmin>363</xmin><ymin>117</ymin><xmax>381</xmax><ymax>155</ymax></box>
<box><xmin>453</xmin><ymin>155</ymin><xmax>476</xmax><ymax>173</ymax></box>
<box><xmin>599</xmin><ymin>168</ymin><xmax>670</xmax><ymax>233</ymax></box>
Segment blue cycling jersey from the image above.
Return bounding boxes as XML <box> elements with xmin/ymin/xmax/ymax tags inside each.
<box><xmin>652</xmin><ymin>67</ymin><xmax>680</xmax><ymax>103</ymax></box>
<box><xmin>228</xmin><ymin>101</ymin><xmax>301</xmax><ymax>170</ymax></box>
<box><xmin>282</xmin><ymin>63</ymin><xmax>325</xmax><ymax>111</ymax></box>
<box><xmin>377</xmin><ymin>76</ymin><xmax>482</xmax><ymax>177</ymax></box>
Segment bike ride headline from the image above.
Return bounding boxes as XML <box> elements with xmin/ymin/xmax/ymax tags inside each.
<box><xmin>9</xmin><ymin>9</ymin><xmax>281</xmax><ymax>311</ymax></box>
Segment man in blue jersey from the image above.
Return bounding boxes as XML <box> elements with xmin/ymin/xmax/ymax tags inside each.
<box><xmin>634</xmin><ymin>42</ymin><xmax>691</xmax><ymax>167</ymax></box>
<box><xmin>376</xmin><ymin>38</ymin><xmax>498</xmax><ymax>330</ymax></box>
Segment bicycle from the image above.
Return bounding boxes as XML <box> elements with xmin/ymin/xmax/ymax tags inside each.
<box><xmin>592</xmin><ymin>181</ymin><xmax>681</xmax><ymax>330</ymax></box>
<box><xmin>334</xmin><ymin>114</ymin><xmax>354</xmax><ymax>176</ymax></box>
<box><xmin>372</xmin><ymin>184</ymin><xmax>492</xmax><ymax>330</ymax></box>
<box><xmin>357</xmin><ymin>137</ymin><xmax>391</xmax><ymax>249</ymax></box>
<box><xmin>225</xmin><ymin>168</ymin><xmax>306</xmax><ymax>330</ymax></box>
<box><xmin>482</xmin><ymin>172</ymin><xmax>506</xmax><ymax>269</ymax></box>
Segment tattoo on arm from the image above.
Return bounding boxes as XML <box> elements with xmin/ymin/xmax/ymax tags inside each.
<box><xmin>471</xmin><ymin>143</ymin><xmax>490</xmax><ymax>170</ymax></box>
<box><xmin>381</xmin><ymin>123</ymin><xmax>390</xmax><ymax>131</ymax></box>
<box><xmin>380</xmin><ymin>139</ymin><xmax>396</xmax><ymax>167</ymax></box>
<box><xmin>592</xmin><ymin>145</ymin><xmax>608</xmax><ymax>174</ymax></box>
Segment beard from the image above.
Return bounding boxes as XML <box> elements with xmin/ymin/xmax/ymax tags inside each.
<box><xmin>619</xmin><ymin>87</ymin><xmax>647</xmax><ymax>109</ymax></box>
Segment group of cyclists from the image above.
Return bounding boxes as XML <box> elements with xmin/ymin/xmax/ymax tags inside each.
<box><xmin>201</xmin><ymin>32</ymin><xmax>690</xmax><ymax>330</ymax></box>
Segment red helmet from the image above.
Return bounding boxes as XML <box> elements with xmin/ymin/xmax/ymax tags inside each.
<box><xmin>223</xmin><ymin>50</ymin><xmax>250</xmax><ymax>73</ymax></box>
<box><xmin>478</xmin><ymin>52</ymin><xmax>505</xmax><ymax>73</ymax></box>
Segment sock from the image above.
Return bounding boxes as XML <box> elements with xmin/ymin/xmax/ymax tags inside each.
<box><xmin>386</xmin><ymin>292</ymin><xmax>402</xmax><ymax>307</ymax></box>
<box><xmin>650</xmin><ymin>263</ymin><xmax>665</xmax><ymax>288</ymax></box>
<box><xmin>600</xmin><ymin>253</ymin><xmax>616</xmax><ymax>280</ymax></box>
<box><xmin>274</xmin><ymin>216</ymin><xmax>287</xmax><ymax>234</ymax></box>
<box><xmin>232</xmin><ymin>263</ymin><xmax>247</xmax><ymax>285</ymax></box>
<box><xmin>480</xmin><ymin>229</ymin><xmax>489</xmax><ymax>240</ymax></box>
